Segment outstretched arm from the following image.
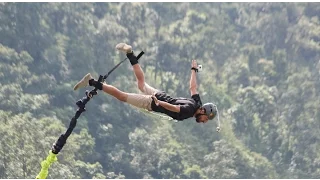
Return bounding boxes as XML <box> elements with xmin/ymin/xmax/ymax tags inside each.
<box><xmin>190</xmin><ymin>60</ymin><xmax>198</xmax><ymax>96</ymax></box>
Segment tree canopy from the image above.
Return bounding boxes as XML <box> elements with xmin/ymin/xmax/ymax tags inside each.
<box><xmin>0</xmin><ymin>2</ymin><xmax>319</xmax><ymax>178</ymax></box>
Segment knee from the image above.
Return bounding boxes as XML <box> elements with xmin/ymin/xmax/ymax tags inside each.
<box><xmin>117</xmin><ymin>93</ymin><xmax>128</xmax><ymax>102</ymax></box>
<box><xmin>138</xmin><ymin>82</ymin><xmax>145</xmax><ymax>93</ymax></box>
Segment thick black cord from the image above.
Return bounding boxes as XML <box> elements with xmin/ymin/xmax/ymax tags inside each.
<box><xmin>51</xmin><ymin>51</ymin><xmax>144</xmax><ymax>154</ymax></box>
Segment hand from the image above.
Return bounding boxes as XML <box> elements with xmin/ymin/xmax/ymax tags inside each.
<box><xmin>191</xmin><ymin>60</ymin><xmax>198</xmax><ymax>69</ymax></box>
<box><xmin>152</xmin><ymin>94</ymin><xmax>159</xmax><ymax>106</ymax></box>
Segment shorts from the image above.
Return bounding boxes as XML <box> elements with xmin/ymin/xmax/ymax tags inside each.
<box><xmin>126</xmin><ymin>83</ymin><xmax>159</xmax><ymax>111</ymax></box>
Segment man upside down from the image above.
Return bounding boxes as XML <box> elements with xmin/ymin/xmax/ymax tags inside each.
<box><xmin>73</xmin><ymin>43</ymin><xmax>218</xmax><ymax>124</ymax></box>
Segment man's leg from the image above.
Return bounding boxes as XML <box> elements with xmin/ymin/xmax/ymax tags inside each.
<box><xmin>73</xmin><ymin>73</ymin><xmax>128</xmax><ymax>102</ymax></box>
<box><xmin>116</xmin><ymin>43</ymin><xmax>158</xmax><ymax>95</ymax></box>
<box><xmin>73</xmin><ymin>73</ymin><xmax>153</xmax><ymax>110</ymax></box>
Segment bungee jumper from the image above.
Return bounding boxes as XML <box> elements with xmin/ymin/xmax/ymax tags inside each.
<box><xmin>36</xmin><ymin>42</ymin><xmax>220</xmax><ymax>179</ymax></box>
<box><xmin>74</xmin><ymin>43</ymin><xmax>220</xmax><ymax>129</ymax></box>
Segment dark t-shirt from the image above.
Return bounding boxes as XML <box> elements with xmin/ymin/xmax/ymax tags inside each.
<box><xmin>150</xmin><ymin>91</ymin><xmax>203</xmax><ymax>121</ymax></box>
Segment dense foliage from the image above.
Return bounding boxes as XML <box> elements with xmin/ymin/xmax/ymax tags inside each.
<box><xmin>0</xmin><ymin>2</ymin><xmax>319</xmax><ymax>178</ymax></box>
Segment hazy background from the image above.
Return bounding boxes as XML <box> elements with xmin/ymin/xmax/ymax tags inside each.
<box><xmin>0</xmin><ymin>2</ymin><xmax>320</xmax><ymax>179</ymax></box>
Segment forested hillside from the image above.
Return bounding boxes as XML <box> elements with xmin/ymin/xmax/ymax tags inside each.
<box><xmin>0</xmin><ymin>2</ymin><xmax>320</xmax><ymax>179</ymax></box>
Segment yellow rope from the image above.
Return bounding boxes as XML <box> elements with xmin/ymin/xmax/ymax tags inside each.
<box><xmin>36</xmin><ymin>151</ymin><xmax>58</xmax><ymax>179</ymax></box>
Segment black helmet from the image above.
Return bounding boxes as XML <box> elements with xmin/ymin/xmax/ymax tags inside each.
<box><xmin>202</xmin><ymin>103</ymin><xmax>217</xmax><ymax>120</ymax></box>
